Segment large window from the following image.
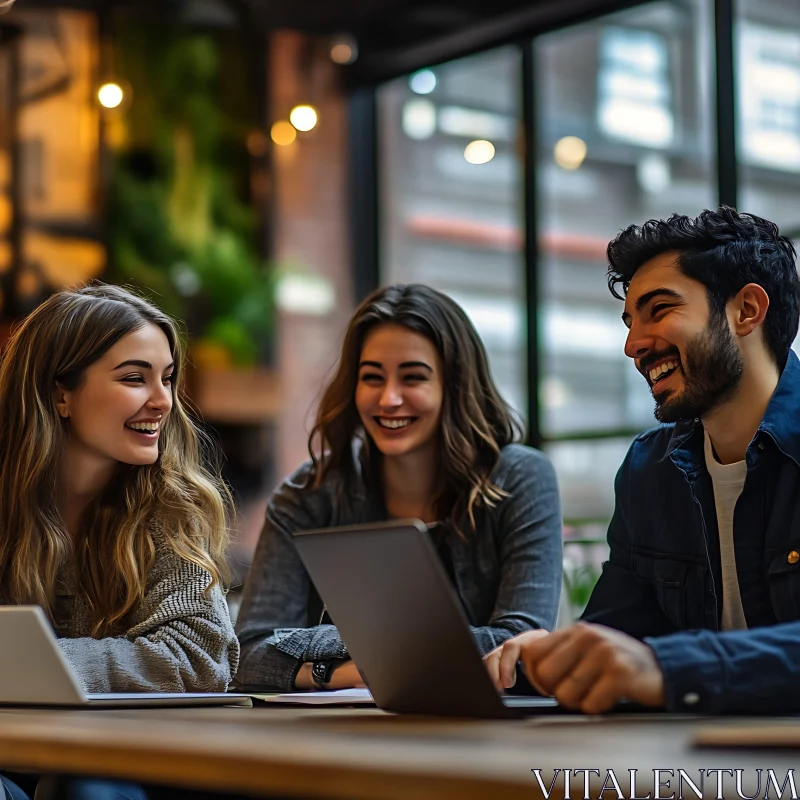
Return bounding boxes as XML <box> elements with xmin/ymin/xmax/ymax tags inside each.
<box><xmin>372</xmin><ymin>0</ymin><xmax>796</xmax><ymax>618</ymax></box>
<box><xmin>378</xmin><ymin>48</ymin><xmax>527</xmax><ymax>422</ymax></box>
<box><xmin>535</xmin><ymin>0</ymin><xmax>716</xmax><ymax>526</ymax></box>
<box><xmin>737</xmin><ymin>0</ymin><xmax>800</xmax><ymax>237</ymax></box>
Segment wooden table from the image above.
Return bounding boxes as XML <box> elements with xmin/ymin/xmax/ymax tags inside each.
<box><xmin>0</xmin><ymin>706</ymin><xmax>796</xmax><ymax>798</ymax></box>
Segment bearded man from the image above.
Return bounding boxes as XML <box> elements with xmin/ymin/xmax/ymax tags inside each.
<box><xmin>486</xmin><ymin>207</ymin><xmax>800</xmax><ymax>714</ymax></box>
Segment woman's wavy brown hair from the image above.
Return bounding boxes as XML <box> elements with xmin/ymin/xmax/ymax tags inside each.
<box><xmin>0</xmin><ymin>284</ymin><xmax>232</xmax><ymax>636</ymax></box>
<box><xmin>308</xmin><ymin>284</ymin><xmax>522</xmax><ymax>532</ymax></box>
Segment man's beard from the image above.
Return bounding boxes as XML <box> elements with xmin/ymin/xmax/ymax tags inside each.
<box><xmin>653</xmin><ymin>310</ymin><xmax>744</xmax><ymax>423</ymax></box>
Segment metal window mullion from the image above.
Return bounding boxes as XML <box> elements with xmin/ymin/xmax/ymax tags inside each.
<box><xmin>521</xmin><ymin>39</ymin><xmax>542</xmax><ymax>448</ymax></box>
<box><xmin>348</xmin><ymin>87</ymin><xmax>380</xmax><ymax>304</ymax></box>
<box><xmin>715</xmin><ymin>0</ymin><xmax>738</xmax><ymax>208</ymax></box>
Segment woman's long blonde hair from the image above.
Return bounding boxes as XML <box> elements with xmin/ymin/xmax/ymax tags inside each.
<box><xmin>308</xmin><ymin>284</ymin><xmax>523</xmax><ymax>533</ymax></box>
<box><xmin>0</xmin><ymin>284</ymin><xmax>231</xmax><ymax>636</ymax></box>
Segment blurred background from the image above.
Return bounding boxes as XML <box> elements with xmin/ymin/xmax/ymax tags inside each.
<box><xmin>0</xmin><ymin>0</ymin><xmax>797</xmax><ymax>620</ymax></box>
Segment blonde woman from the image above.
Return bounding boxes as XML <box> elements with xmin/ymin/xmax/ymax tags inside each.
<box><xmin>236</xmin><ymin>284</ymin><xmax>562</xmax><ymax>692</ymax></box>
<box><xmin>0</xmin><ymin>284</ymin><xmax>237</xmax><ymax>800</ymax></box>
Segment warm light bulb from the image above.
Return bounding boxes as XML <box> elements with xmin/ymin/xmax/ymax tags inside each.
<box><xmin>464</xmin><ymin>140</ymin><xmax>495</xmax><ymax>165</ymax></box>
<box><xmin>330</xmin><ymin>35</ymin><xmax>357</xmax><ymax>65</ymax></box>
<box><xmin>289</xmin><ymin>105</ymin><xmax>318</xmax><ymax>132</ymax></box>
<box><xmin>98</xmin><ymin>82</ymin><xmax>124</xmax><ymax>109</ymax></box>
<box><xmin>554</xmin><ymin>136</ymin><xmax>587</xmax><ymax>170</ymax></box>
<box><xmin>331</xmin><ymin>44</ymin><xmax>352</xmax><ymax>64</ymax></box>
<box><xmin>271</xmin><ymin>121</ymin><xmax>297</xmax><ymax>146</ymax></box>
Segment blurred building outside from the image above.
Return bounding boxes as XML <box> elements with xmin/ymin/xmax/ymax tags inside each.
<box><xmin>0</xmin><ymin>0</ymin><xmax>797</xmax><ymax>620</ymax></box>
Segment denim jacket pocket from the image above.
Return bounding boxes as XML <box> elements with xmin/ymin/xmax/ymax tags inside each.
<box><xmin>767</xmin><ymin>547</ymin><xmax>800</xmax><ymax>621</ymax></box>
<box><xmin>632</xmin><ymin>552</ymin><xmax>690</xmax><ymax>629</ymax></box>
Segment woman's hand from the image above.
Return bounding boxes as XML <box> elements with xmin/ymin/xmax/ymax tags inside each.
<box><xmin>483</xmin><ymin>629</ymin><xmax>550</xmax><ymax>692</ymax></box>
<box><xmin>326</xmin><ymin>660</ymin><xmax>366</xmax><ymax>689</ymax></box>
<box><xmin>294</xmin><ymin>659</ymin><xmax>366</xmax><ymax>690</ymax></box>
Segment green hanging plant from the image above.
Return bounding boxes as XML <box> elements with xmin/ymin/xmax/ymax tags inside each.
<box><xmin>108</xmin><ymin>23</ymin><xmax>273</xmax><ymax>368</ymax></box>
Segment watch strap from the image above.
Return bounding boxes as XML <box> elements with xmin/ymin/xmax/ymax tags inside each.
<box><xmin>311</xmin><ymin>659</ymin><xmax>336</xmax><ymax>689</ymax></box>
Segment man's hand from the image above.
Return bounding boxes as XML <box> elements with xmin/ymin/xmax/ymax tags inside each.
<box><xmin>484</xmin><ymin>624</ymin><xmax>665</xmax><ymax>713</ymax></box>
<box><xmin>484</xmin><ymin>629</ymin><xmax>550</xmax><ymax>692</ymax></box>
<box><xmin>513</xmin><ymin>622</ymin><xmax>666</xmax><ymax>713</ymax></box>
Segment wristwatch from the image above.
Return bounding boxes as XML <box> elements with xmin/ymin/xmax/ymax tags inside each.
<box><xmin>311</xmin><ymin>659</ymin><xmax>337</xmax><ymax>689</ymax></box>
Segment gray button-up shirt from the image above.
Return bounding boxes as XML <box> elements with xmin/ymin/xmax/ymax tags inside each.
<box><xmin>235</xmin><ymin>443</ymin><xmax>563</xmax><ymax>692</ymax></box>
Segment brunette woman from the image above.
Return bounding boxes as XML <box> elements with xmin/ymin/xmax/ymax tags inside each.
<box><xmin>236</xmin><ymin>284</ymin><xmax>562</xmax><ymax>692</ymax></box>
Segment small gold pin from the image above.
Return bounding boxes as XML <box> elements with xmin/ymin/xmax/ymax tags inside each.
<box><xmin>788</xmin><ymin>551</ymin><xmax>799</xmax><ymax>565</ymax></box>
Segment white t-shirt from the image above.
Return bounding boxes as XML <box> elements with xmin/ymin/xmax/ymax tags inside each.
<box><xmin>703</xmin><ymin>430</ymin><xmax>748</xmax><ymax>631</ymax></box>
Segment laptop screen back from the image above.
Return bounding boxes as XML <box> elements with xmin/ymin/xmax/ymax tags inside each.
<box><xmin>293</xmin><ymin>520</ymin><xmax>510</xmax><ymax>717</ymax></box>
<box><xmin>0</xmin><ymin>606</ymin><xmax>86</xmax><ymax>705</ymax></box>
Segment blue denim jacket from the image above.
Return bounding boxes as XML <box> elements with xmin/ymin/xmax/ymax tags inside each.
<box><xmin>583</xmin><ymin>350</ymin><xmax>800</xmax><ymax>713</ymax></box>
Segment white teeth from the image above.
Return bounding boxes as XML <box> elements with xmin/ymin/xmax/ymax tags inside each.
<box><xmin>128</xmin><ymin>422</ymin><xmax>159</xmax><ymax>433</ymax></box>
<box><xmin>378</xmin><ymin>418</ymin><xmax>412</xmax><ymax>429</ymax></box>
<box><xmin>648</xmin><ymin>360</ymin><xmax>679</xmax><ymax>383</ymax></box>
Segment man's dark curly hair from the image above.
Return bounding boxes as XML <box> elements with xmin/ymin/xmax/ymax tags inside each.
<box><xmin>607</xmin><ymin>206</ymin><xmax>800</xmax><ymax>366</ymax></box>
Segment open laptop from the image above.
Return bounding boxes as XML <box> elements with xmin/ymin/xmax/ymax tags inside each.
<box><xmin>292</xmin><ymin>519</ymin><xmax>559</xmax><ymax>718</ymax></box>
<box><xmin>0</xmin><ymin>606</ymin><xmax>251</xmax><ymax>708</ymax></box>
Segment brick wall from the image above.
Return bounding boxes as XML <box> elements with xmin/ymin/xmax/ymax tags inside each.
<box><xmin>269</xmin><ymin>31</ymin><xmax>355</xmax><ymax>480</ymax></box>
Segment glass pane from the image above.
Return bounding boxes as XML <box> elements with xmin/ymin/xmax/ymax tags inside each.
<box><xmin>378</xmin><ymin>47</ymin><xmax>526</xmax><ymax>423</ymax></box>
<box><xmin>548</xmin><ymin>436</ymin><xmax>637</xmax><ymax>622</ymax></box>
<box><xmin>737</xmin><ymin>0</ymin><xmax>800</xmax><ymax>234</ymax></box>
<box><xmin>545</xmin><ymin>436</ymin><xmax>636</xmax><ymax>524</ymax></box>
<box><xmin>0</xmin><ymin>11</ymin><xmax>104</xmax><ymax>320</ymax></box>
<box><xmin>536</xmin><ymin>0</ymin><xmax>716</xmax><ymax>442</ymax></box>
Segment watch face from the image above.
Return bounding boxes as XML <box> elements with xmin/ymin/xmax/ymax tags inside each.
<box><xmin>312</xmin><ymin>661</ymin><xmax>332</xmax><ymax>684</ymax></box>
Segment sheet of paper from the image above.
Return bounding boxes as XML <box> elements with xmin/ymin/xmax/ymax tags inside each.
<box><xmin>249</xmin><ymin>688</ymin><xmax>375</xmax><ymax>706</ymax></box>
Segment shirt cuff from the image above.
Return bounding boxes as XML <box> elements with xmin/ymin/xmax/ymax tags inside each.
<box><xmin>273</xmin><ymin>624</ymin><xmax>349</xmax><ymax>662</ymax></box>
<box><xmin>645</xmin><ymin>630</ymin><xmax>727</xmax><ymax>713</ymax></box>
<box><xmin>234</xmin><ymin>645</ymin><xmax>300</xmax><ymax>693</ymax></box>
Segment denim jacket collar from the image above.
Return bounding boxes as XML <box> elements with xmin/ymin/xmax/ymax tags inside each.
<box><xmin>664</xmin><ymin>420</ymin><xmax>703</xmax><ymax>478</ymax></box>
<box><xmin>756</xmin><ymin>349</ymin><xmax>800</xmax><ymax>467</ymax></box>
<box><xmin>665</xmin><ymin>349</ymin><xmax>800</xmax><ymax>476</ymax></box>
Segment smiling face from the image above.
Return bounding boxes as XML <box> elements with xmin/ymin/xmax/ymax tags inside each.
<box><xmin>56</xmin><ymin>323</ymin><xmax>175</xmax><ymax>476</ymax></box>
<box><xmin>355</xmin><ymin>323</ymin><xmax>444</xmax><ymax>461</ymax></box>
<box><xmin>622</xmin><ymin>252</ymin><xmax>744</xmax><ymax>422</ymax></box>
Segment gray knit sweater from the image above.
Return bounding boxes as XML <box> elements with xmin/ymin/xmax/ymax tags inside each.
<box><xmin>235</xmin><ymin>443</ymin><xmax>562</xmax><ymax>692</ymax></box>
<box><xmin>42</xmin><ymin>527</ymin><xmax>239</xmax><ymax>693</ymax></box>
